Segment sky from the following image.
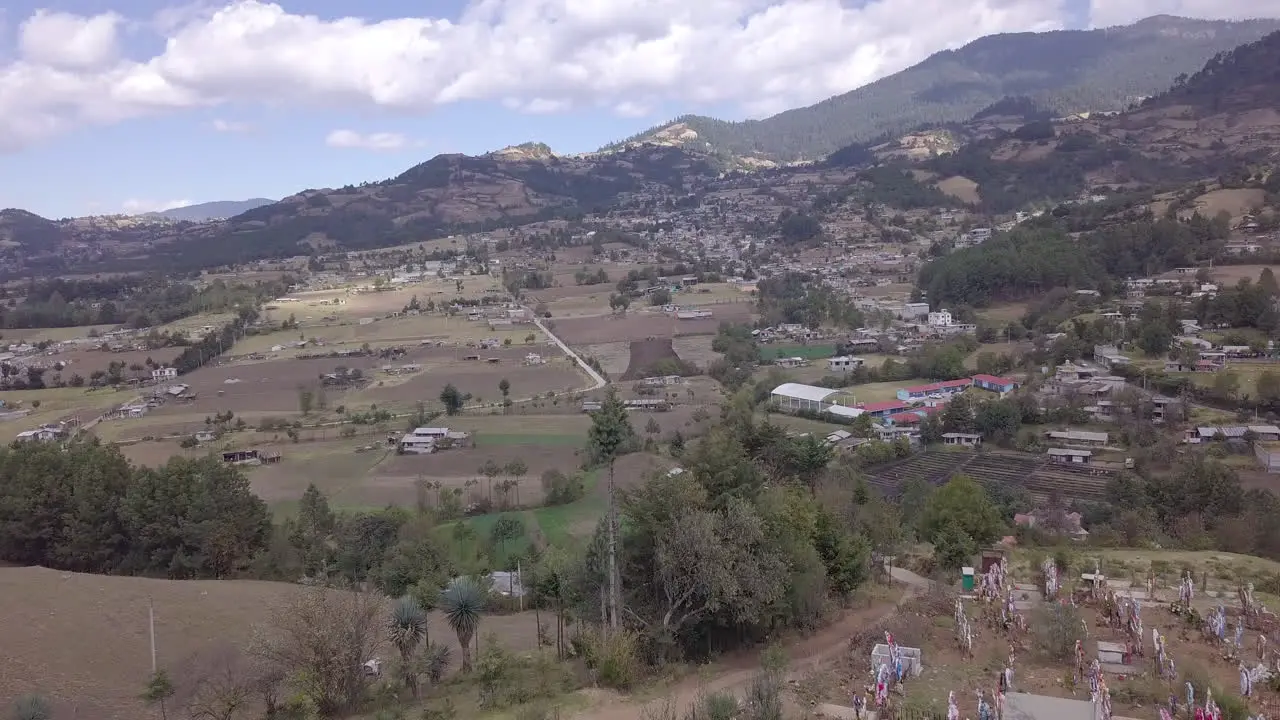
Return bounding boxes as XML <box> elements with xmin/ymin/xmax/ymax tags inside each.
<box><xmin>1</xmin><ymin>0</ymin><xmax>1278</xmax><ymax>218</ymax></box>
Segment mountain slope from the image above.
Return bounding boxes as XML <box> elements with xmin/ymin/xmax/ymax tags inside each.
<box><xmin>149</xmin><ymin>199</ymin><xmax>275</xmax><ymax>222</ymax></box>
<box><xmin>607</xmin><ymin>15</ymin><xmax>1280</xmax><ymax>162</ymax></box>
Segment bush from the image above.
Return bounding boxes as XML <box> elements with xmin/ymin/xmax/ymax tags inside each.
<box><xmin>582</xmin><ymin>629</ymin><xmax>642</xmax><ymax>690</ymax></box>
<box><xmin>1033</xmin><ymin>602</ymin><xmax>1085</xmax><ymax>662</ymax></box>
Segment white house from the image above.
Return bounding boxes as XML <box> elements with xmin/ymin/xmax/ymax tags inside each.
<box><xmin>927</xmin><ymin>309</ymin><xmax>953</xmax><ymax>327</ymax></box>
<box><xmin>827</xmin><ymin>356</ymin><xmax>865</xmax><ymax>372</ymax></box>
<box><xmin>151</xmin><ymin>367</ymin><xmax>178</xmax><ymax>381</ymax></box>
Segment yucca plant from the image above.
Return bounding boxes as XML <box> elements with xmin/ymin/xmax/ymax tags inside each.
<box><xmin>12</xmin><ymin>694</ymin><xmax>52</xmax><ymax>720</ymax></box>
<box><xmin>388</xmin><ymin>595</ymin><xmax>428</xmax><ymax>697</ymax></box>
<box><xmin>420</xmin><ymin>642</ymin><xmax>452</xmax><ymax>684</ymax></box>
<box><xmin>441</xmin><ymin>576</ymin><xmax>487</xmax><ymax>672</ymax></box>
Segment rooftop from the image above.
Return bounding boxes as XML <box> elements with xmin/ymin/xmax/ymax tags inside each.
<box><xmin>771</xmin><ymin>382</ymin><xmax>839</xmax><ymax>403</ymax></box>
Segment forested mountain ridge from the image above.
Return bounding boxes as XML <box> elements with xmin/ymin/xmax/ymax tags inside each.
<box><xmin>604</xmin><ymin>16</ymin><xmax>1280</xmax><ymax>163</ymax></box>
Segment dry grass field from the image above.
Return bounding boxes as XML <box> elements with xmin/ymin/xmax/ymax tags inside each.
<box><xmin>935</xmin><ymin>175</ymin><xmax>980</xmax><ymax>204</ymax></box>
<box><xmin>1209</xmin><ymin>264</ymin><xmax>1280</xmax><ymax>285</ymax></box>
<box><xmin>0</xmin><ymin>567</ymin><xmax>546</xmax><ymax>720</ymax></box>
<box><xmin>0</xmin><ymin>324</ymin><xmax>119</xmax><ymax>343</ymax></box>
<box><xmin>1188</xmin><ymin>188</ymin><xmax>1265</xmax><ymax>221</ymax></box>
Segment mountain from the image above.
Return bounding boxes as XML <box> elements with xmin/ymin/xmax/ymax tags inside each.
<box><xmin>606</xmin><ymin>15</ymin><xmax>1280</xmax><ymax>162</ymax></box>
<box><xmin>148</xmin><ymin>199</ymin><xmax>275</xmax><ymax>222</ymax></box>
<box><xmin>0</xmin><ymin>143</ymin><xmax>719</xmax><ymax>276</ymax></box>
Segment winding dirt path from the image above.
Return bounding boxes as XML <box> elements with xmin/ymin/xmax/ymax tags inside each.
<box><xmin>575</xmin><ymin>568</ymin><xmax>931</xmax><ymax>720</ymax></box>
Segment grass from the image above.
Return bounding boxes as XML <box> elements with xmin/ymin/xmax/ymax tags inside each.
<box><xmin>843</xmin><ymin>378</ymin><xmax>927</xmax><ymax>403</ymax></box>
<box><xmin>760</xmin><ymin>344</ymin><xmax>838</xmax><ymax>361</ymax></box>
<box><xmin>448</xmin><ymin>469</ymin><xmax>606</xmax><ymax>553</ymax></box>
<box><xmin>1171</xmin><ymin>361</ymin><xmax>1276</xmax><ymax>398</ymax></box>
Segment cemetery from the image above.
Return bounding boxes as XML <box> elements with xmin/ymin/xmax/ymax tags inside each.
<box><xmin>816</xmin><ymin>551</ymin><xmax>1280</xmax><ymax>720</ymax></box>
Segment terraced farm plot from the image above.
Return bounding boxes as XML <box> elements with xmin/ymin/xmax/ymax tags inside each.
<box><xmin>865</xmin><ymin>449</ymin><xmax>1116</xmax><ymax>503</ymax></box>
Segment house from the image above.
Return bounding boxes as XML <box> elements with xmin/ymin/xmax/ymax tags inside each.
<box><xmin>971</xmin><ymin>374</ymin><xmax>1018</xmax><ymax>395</ymax></box>
<box><xmin>858</xmin><ymin>400</ymin><xmax>910</xmax><ymax>419</ymax></box>
<box><xmin>581</xmin><ymin>400</ymin><xmax>603</xmax><ymax>412</ymax></box>
<box><xmin>927</xmin><ymin>309</ymin><xmax>954</xmax><ymax>327</ymax></box>
<box><xmin>399</xmin><ymin>434</ymin><xmax>436</xmax><ymax>454</ymax></box>
<box><xmin>776</xmin><ymin>357</ymin><xmax>809</xmax><ymax>369</ymax></box>
<box><xmin>1047</xmin><ymin>448</ymin><xmax>1092</xmax><ymax>464</ymax></box>
<box><xmin>1045</xmin><ymin>430</ymin><xmax>1109</xmax><ymax>447</ymax></box>
<box><xmin>15</xmin><ymin>425</ymin><xmax>63</xmax><ymax>443</ymax></box>
<box><xmin>827</xmin><ymin>356</ymin><xmax>864</xmax><ymax>372</ymax></box>
<box><xmin>874</xmin><ymin>425</ymin><xmax>920</xmax><ymax>443</ymax></box>
<box><xmin>1092</xmin><ymin>345</ymin><xmax>1129</xmax><ymax>369</ymax></box>
<box><xmin>899</xmin><ymin>302</ymin><xmax>930</xmax><ymax>320</ymax></box>
<box><xmin>897</xmin><ymin>379</ymin><xmax>971</xmax><ymax>401</ymax></box>
<box><xmin>942</xmin><ymin>432</ymin><xmax>982</xmax><ymax>447</ymax></box>
<box><xmin>151</xmin><ymin>366</ymin><xmax>178</xmax><ymax>381</ymax></box>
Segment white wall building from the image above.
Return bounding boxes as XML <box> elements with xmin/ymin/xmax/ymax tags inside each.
<box><xmin>927</xmin><ymin>309</ymin><xmax>953</xmax><ymax>327</ymax></box>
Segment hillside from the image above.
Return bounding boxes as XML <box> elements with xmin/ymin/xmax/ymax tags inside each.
<box><xmin>148</xmin><ymin>198</ymin><xmax>275</xmax><ymax>222</ymax></box>
<box><xmin>606</xmin><ymin>15</ymin><xmax>1280</xmax><ymax>162</ymax></box>
<box><xmin>0</xmin><ymin>144</ymin><xmax>718</xmax><ymax>275</ymax></box>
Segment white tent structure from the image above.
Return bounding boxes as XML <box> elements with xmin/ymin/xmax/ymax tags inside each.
<box><xmin>770</xmin><ymin>383</ymin><xmax>864</xmax><ymax>418</ymax></box>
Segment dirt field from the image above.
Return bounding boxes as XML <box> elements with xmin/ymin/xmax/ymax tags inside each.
<box><xmin>232</xmin><ymin>315</ymin><xmax>536</xmax><ymax>356</ymax></box>
<box><xmin>552</xmin><ymin>304</ymin><xmax>751</xmax><ymax>345</ymax></box>
<box><xmin>1209</xmin><ymin>264</ymin><xmax>1280</xmax><ymax>285</ymax></box>
<box><xmin>1</xmin><ymin>324</ymin><xmax>119</xmax><ymax>343</ymax></box>
<box><xmin>355</xmin><ymin>359</ymin><xmax>585</xmax><ymax>408</ymax></box>
<box><xmin>0</xmin><ymin>567</ymin><xmax>544</xmax><ymax>720</ymax></box>
<box><xmin>1189</xmin><ymin>188</ymin><xmax>1265</xmax><ymax>221</ymax></box>
<box><xmin>620</xmin><ymin>338</ymin><xmax>688</xmax><ymax>380</ymax></box>
<box><xmin>45</xmin><ymin>347</ymin><xmax>186</xmax><ymax>379</ymax></box>
<box><xmin>936</xmin><ymin>175</ymin><xmax>981</xmax><ymax>204</ymax></box>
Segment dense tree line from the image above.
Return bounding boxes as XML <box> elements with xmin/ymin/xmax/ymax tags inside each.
<box><xmin>919</xmin><ymin>215</ymin><xmax>1229</xmax><ymax>307</ymax></box>
<box><xmin>755</xmin><ymin>272</ymin><xmax>866</xmax><ymax>329</ymax></box>
<box><xmin>0</xmin><ymin>276</ymin><xmax>287</xmax><ymax>330</ymax></box>
<box><xmin>0</xmin><ymin>441</ymin><xmax>270</xmax><ymax>577</ymax></box>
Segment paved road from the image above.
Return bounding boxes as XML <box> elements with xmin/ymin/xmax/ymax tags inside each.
<box><xmin>529</xmin><ymin>310</ymin><xmax>607</xmax><ymax>391</ymax></box>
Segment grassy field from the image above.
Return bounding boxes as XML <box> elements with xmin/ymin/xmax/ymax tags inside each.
<box><xmin>0</xmin><ymin>567</ymin><xmax>548</xmax><ymax>720</ymax></box>
<box><xmin>1171</xmin><ymin>361</ymin><xmax>1278</xmax><ymax>398</ymax></box>
<box><xmin>978</xmin><ymin>301</ymin><xmax>1030</xmax><ymax>324</ymax></box>
<box><xmin>0</xmin><ymin>324</ymin><xmax>119</xmax><ymax>343</ymax></box>
<box><xmin>843</xmin><ymin>379</ymin><xmax>924</xmax><ymax>403</ymax></box>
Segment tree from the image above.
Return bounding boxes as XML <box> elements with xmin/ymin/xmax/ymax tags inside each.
<box><xmin>941</xmin><ymin>393</ymin><xmax>975</xmax><ymax>433</ymax></box>
<box><xmin>441</xmin><ymin>577</ymin><xmax>487</xmax><ymax>672</ymax></box>
<box><xmin>1139</xmin><ymin>322</ymin><xmax>1173</xmax><ymax>357</ymax></box>
<box><xmin>1258</xmin><ymin>370</ymin><xmax>1280</xmax><ymax>404</ymax></box>
<box><xmin>290</xmin><ymin>483</ymin><xmax>336</xmax><ymax>577</ymax></box>
<box><xmin>11</xmin><ymin>694</ymin><xmax>53</xmax><ymax>720</ymax></box>
<box><xmin>142</xmin><ymin>669</ymin><xmax>176</xmax><ymax>720</ymax></box>
<box><xmin>388</xmin><ymin>596</ymin><xmax>428</xmax><ymax>698</ymax></box>
<box><xmin>479</xmin><ymin>460</ymin><xmax>501</xmax><ymax>504</ymax></box>
<box><xmin>439</xmin><ymin>383</ymin><xmax>465</xmax><ymax>415</ymax></box>
<box><xmin>250</xmin><ymin>588</ymin><xmax>381</xmax><ymax>717</ymax></box>
<box><xmin>587</xmin><ymin>388</ymin><xmax>636</xmax><ymax>631</ymax></box>
<box><xmin>1213</xmin><ymin>370</ymin><xmax>1241</xmax><ymax>400</ymax></box>
<box><xmin>171</xmin><ymin>643</ymin><xmax>259</xmax><ymax>720</ymax></box>
<box><xmin>933</xmin><ymin>519</ymin><xmax>978</xmax><ymax>571</ymax></box>
<box><xmin>490</xmin><ymin>515</ymin><xmax>524</xmax><ymax>559</ymax></box>
<box><xmin>297</xmin><ymin>386</ymin><xmax>315</xmax><ymax>415</ymax></box>
<box><xmin>498</xmin><ymin>378</ymin><xmax>510</xmax><ymax>404</ymax></box>
<box><xmin>920</xmin><ymin>475</ymin><xmax>1004</xmax><ymax>549</ymax></box>
<box><xmin>504</xmin><ymin>459</ymin><xmax>527</xmax><ymax>507</ymax></box>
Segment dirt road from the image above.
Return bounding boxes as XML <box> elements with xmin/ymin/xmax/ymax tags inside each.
<box><xmin>577</xmin><ymin>567</ymin><xmax>931</xmax><ymax>720</ymax></box>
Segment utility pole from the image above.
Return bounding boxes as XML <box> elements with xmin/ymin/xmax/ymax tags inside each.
<box><xmin>149</xmin><ymin>596</ymin><xmax>157</xmax><ymax>675</ymax></box>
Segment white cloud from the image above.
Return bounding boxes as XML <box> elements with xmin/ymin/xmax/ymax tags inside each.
<box><xmin>325</xmin><ymin>129</ymin><xmax>412</xmax><ymax>151</ymax></box>
<box><xmin>1089</xmin><ymin>0</ymin><xmax>1280</xmax><ymax>28</ymax></box>
<box><xmin>122</xmin><ymin>198</ymin><xmax>192</xmax><ymax>214</ymax></box>
<box><xmin>210</xmin><ymin>118</ymin><xmax>252</xmax><ymax>132</ymax></box>
<box><xmin>1</xmin><ymin>0</ymin><xmax>1278</xmax><ymax>152</ymax></box>
<box><xmin>19</xmin><ymin>9</ymin><xmax>121</xmax><ymax>69</ymax></box>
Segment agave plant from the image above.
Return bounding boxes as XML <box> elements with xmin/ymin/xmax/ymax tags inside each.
<box><xmin>388</xmin><ymin>595</ymin><xmax>428</xmax><ymax>697</ymax></box>
<box><xmin>12</xmin><ymin>694</ymin><xmax>52</xmax><ymax>720</ymax></box>
<box><xmin>441</xmin><ymin>576</ymin><xmax>487</xmax><ymax>672</ymax></box>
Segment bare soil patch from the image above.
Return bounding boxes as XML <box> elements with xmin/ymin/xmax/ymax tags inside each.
<box><xmin>620</xmin><ymin>338</ymin><xmax>688</xmax><ymax>380</ymax></box>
